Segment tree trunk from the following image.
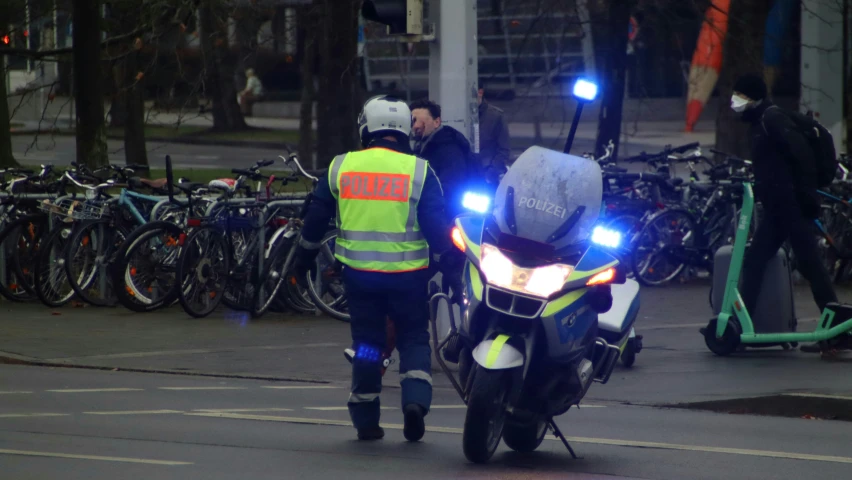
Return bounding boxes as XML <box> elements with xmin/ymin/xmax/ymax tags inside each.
<box><xmin>298</xmin><ymin>7</ymin><xmax>317</xmax><ymax>168</ymax></box>
<box><xmin>109</xmin><ymin>62</ymin><xmax>127</xmax><ymax>128</ymax></box>
<box><xmin>199</xmin><ymin>0</ymin><xmax>248</xmax><ymax>131</ymax></box>
<box><xmin>0</xmin><ymin>1</ymin><xmax>19</xmax><ymax>168</ymax></box>
<box><xmin>123</xmin><ymin>49</ymin><xmax>148</xmax><ymax>166</ymax></box>
<box><xmin>0</xmin><ymin>57</ymin><xmax>20</xmax><ymax>169</ymax></box>
<box><xmin>72</xmin><ymin>0</ymin><xmax>110</xmax><ymax>168</ymax></box>
<box><xmin>591</xmin><ymin>0</ymin><xmax>637</xmax><ymax>160</ymax></box>
<box><xmin>314</xmin><ymin>0</ymin><xmax>360</xmax><ymax>167</ymax></box>
<box><xmin>714</xmin><ymin>0</ymin><xmax>774</xmax><ymax>158</ymax></box>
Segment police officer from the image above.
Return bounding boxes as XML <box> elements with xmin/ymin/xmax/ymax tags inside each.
<box><xmin>294</xmin><ymin>95</ymin><xmax>463</xmax><ymax>442</ymax></box>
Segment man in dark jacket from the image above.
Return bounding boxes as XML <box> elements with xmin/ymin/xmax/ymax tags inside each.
<box><xmin>410</xmin><ymin>99</ymin><xmax>473</xmax><ymax>220</ymax></box>
<box><xmin>477</xmin><ymin>84</ymin><xmax>512</xmax><ymax>186</ymax></box>
<box><xmin>730</xmin><ymin>74</ymin><xmax>838</xmax><ymax>352</ymax></box>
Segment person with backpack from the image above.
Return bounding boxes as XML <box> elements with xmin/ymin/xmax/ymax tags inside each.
<box><xmin>410</xmin><ymin>99</ymin><xmax>482</xmax><ymax>220</ymax></box>
<box><xmin>730</xmin><ymin>73</ymin><xmax>839</xmax><ymax>353</ymax></box>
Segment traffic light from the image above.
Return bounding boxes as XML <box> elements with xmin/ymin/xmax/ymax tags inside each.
<box><xmin>361</xmin><ymin>0</ymin><xmax>423</xmax><ymax>36</ymax></box>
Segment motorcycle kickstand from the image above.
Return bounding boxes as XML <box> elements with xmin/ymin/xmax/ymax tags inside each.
<box><xmin>549</xmin><ymin>420</ymin><xmax>580</xmax><ymax>459</ymax></box>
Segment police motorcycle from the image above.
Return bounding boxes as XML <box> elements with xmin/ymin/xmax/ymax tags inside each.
<box><xmin>429</xmin><ymin>143</ymin><xmax>641</xmax><ymax>463</ymax></box>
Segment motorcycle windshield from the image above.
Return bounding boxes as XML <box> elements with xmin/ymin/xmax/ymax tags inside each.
<box><xmin>492</xmin><ymin>146</ymin><xmax>602</xmax><ymax>250</ymax></box>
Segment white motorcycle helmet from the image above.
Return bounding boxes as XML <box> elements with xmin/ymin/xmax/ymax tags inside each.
<box><xmin>358</xmin><ymin>95</ymin><xmax>411</xmax><ymax>147</ymax></box>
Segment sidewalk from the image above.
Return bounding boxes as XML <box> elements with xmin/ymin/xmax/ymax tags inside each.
<box><xmin>10</xmin><ymin>100</ymin><xmax>717</xmax><ymax>152</ymax></box>
<box><xmin>2</xmin><ymin>282</ymin><xmax>851</xmax><ymax>407</ymax></box>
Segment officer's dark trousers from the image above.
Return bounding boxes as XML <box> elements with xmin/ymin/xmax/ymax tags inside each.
<box><xmin>342</xmin><ymin>267</ymin><xmax>433</xmax><ymax>430</ymax></box>
<box><xmin>741</xmin><ymin>200</ymin><xmax>837</xmax><ymax>315</ymax></box>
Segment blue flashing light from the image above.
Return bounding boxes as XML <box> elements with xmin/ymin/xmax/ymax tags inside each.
<box><xmin>462</xmin><ymin>192</ymin><xmax>491</xmax><ymax>214</ymax></box>
<box><xmin>591</xmin><ymin>226</ymin><xmax>621</xmax><ymax>249</ymax></box>
<box><xmin>572</xmin><ymin>78</ymin><xmax>599</xmax><ymax>102</ymax></box>
<box><xmin>354</xmin><ymin>344</ymin><xmax>382</xmax><ymax>364</ymax></box>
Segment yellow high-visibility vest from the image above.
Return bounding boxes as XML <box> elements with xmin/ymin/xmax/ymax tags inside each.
<box><xmin>328</xmin><ymin>147</ymin><xmax>430</xmax><ymax>272</ymax></box>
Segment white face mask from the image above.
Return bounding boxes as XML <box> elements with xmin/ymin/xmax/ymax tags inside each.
<box><xmin>731</xmin><ymin>94</ymin><xmax>750</xmax><ymax>113</ymax></box>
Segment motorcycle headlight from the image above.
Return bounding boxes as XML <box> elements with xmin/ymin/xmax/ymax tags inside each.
<box><xmin>480</xmin><ymin>243</ymin><xmax>573</xmax><ymax>298</ymax></box>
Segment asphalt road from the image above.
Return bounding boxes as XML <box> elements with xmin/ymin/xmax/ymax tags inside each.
<box><xmin>2</xmin><ymin>364</ymin><xmax>850</xmax><ymax>480</ymax></box>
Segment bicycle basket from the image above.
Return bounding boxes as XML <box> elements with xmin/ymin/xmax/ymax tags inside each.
<box><xmin>39</xmin><ymin>198</ymin><xmax>83</xmax><ymax>219</ymax></box>
<box><xmin>71</xmin><ymin>202</ymin><xmax>109</xmax><ymax>221</ymax></box>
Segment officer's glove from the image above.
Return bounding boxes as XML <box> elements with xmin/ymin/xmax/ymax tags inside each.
<box><xmin>292</xmin><ymin>244</ymin><xmax>319</xmax><ymax>289</ymax></box>
<box><xmin>484</xmin><ymin>166</ymin><xmax>501</xmax><ymax>185</ymax></box>
<box><xmin>438</xmin><ymin>249</ymin><xmax>466</xmax><ymax>304</ymax></box>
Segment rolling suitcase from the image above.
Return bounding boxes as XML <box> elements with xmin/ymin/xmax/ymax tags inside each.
<box><xmin>710</xmin><ymin>246</ymin><xmax>796</xmax><ymax>333</ymax></box>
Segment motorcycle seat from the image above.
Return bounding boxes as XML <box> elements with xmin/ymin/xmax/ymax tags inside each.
<box><xmin>598</xmin><ymin>278</ymin><xmax>640</xmax><ymax>339</ymax></box>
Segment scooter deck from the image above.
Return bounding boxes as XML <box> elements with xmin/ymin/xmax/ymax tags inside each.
<box><xmin>719</xmin><ymin>296</ymin><xmax>852</xmax><ymax>344</ymax></box>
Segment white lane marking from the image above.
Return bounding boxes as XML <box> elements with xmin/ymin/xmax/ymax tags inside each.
<box><xmin>304</xmin><ymin>407</ymin><xmax>396</xmax><ymax>411</ymax></box>
<box><xmin>83</xmin><ymin>410</ymin><xmax>184</xmax><ymax>415</ymax></box>
<box><xmin>158</xmin><ymin>387</ymin><xmax>247</xmax><ymax>391</ymax></box>
<box><xmin>0</xmin><ymin>448</ymin><xmax>192</xmax><ymax>465</ymax></box>
<box><xmin>0</xmin><ymin>413</ymin><xmax>69</xmax><ymax>418</ymax></box>
<box><xmin>189</xmin><ymin>413</ymin><xmax>852</xmax><ymax>465</ymax></box>
<box><xmin>426</xmin><ymin>404</ymin><xmax>605</xmax><ymax>409</ymax></box>
<box><xmin>783</xmin><ymin>393</ymin><xmax>852</xmax><ymax>401</ymax></box>
<box><xmin>0</xmin><ymin>391</ymin><xmax>33</xmax><ymax>395</ymax></box>
<box><xmin>195</xmin><ymin>155</ymin><xmax>219</xmax><ymax>160</ymax></box>
<box><xmin>192</xmin><ymin>408</ymin><xmax>294</xmax><ymax>413</ymax></box>
<box><xmin>45</xmin><ymin>343</ymin><xmax>341</xmax><ymax>362</ymax></box>
<box><xmin>45</xmin><ymin>388</ymin><xmax>144</xmax><ymax>393</ymax></box>
<box><xmin>262</xmin><ymin>386</ymin><xmax>340</xmax><ymax>390</ymax></box>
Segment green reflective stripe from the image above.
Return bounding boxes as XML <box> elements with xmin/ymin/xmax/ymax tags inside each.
<box><xmin>468</xmin><ymin>263</ymin><xmax>483</xmax><ymax>301</ymax></box>
<box><xmin>542</xmin><ymin>289</ymin><xmax>587</xmax><ymax>317</ymax></box>
<box><xmin>335</xmin><ymin>245</ymin><xmax>429</xmax><ymax>263</ymax></box>
<box><xmin>485</xmin><ymin>334</ymin><xmax>511</xmax><ymax>368</ymax></box>
<box><xmin>339</xmin><ymin>230</ymin><xmax>425</xmax><ymax>242</ymax></box>
<box><xmin>405</xmin><ymin>158</ymin><xmax>427</xmax><ymax>231</ymax></box>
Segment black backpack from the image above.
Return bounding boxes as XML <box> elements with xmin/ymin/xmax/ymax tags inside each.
<box><xmin>762</xmin><ymin>106</ymin><xmax>838</xmax><ymax>188</ymax></box>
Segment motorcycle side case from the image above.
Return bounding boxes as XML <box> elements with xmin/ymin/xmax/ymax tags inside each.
<box><xmin>711</xmin><ymin>245</ymin><xmax>796</xmax><ymax>333</ymax></box>
<box><xmin>597</xmin><ymin>278</ymin><xmax>640</xmax><ymax>346</ymax></box>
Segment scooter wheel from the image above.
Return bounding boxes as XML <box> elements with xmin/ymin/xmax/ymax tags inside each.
<box><xmin>621</xmin><ymin>341</ymin><xmax>636</xmax><ymax>368</ymax></box>
<box><xmin>702</xmin><ymin>318</ymin><xmax>741</xmax><ymax>356</ymax></box>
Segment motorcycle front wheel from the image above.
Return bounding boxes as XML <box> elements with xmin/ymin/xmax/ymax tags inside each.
<box><xmin>462</xmin><ymin>367</ymin><xmax>511</xmax><ymax>464</ymax></box>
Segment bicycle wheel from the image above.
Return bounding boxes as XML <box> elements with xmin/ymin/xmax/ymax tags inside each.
<box><xmin>631</xmin><ymin>209</ymin><xmax>692</xmax><ymax>286</ymax></box>
<box><xmin>0</xmin><ymin>214</ymin><xmax>46</xmax><ymax>302</ymax></box>
<box><xmin>250</xmin><ymin>235</ymin><xmax>294</xmax><ymax>318</ymax></box>
<box><xmin>65</xmin><ymin>220</ymin><xmax>129</xmax><ymax>306</ymax></box>
<box><xmin>177</xmin><ymin>225</ymin><xmax>229</xmax><ymax>318</ymax></box>
<box><xmin>113</xmin><ymin>221</ymin><xmax>184</xmax><ymax>312</ymax></box>
<box><xmin>34</xmin><ymin>223</ymin><xmax>77</xmax><ymax>307</ymax></box>
<box><xmin>305</xmin><ymin>230</ymin><xmax>350</xmax><ymax>322</ymax></box>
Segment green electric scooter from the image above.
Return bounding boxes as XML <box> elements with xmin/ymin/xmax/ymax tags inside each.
<box><xmin>703</xmin><ymin>180</ymin><xmax>852</xmax><ymax>357</ymax></box>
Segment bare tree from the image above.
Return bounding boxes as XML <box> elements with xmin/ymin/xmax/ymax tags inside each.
<box><xmin>72</xmin><ymin>0</ymin><xmax>110</xmax><ymax>168</ymax></box>
<box><xmin>0</xmin><ymin>1</ymin><xmax>20</xmax><ymax>167</ymax></box>
<box><xmin>198</xmin><ymin>0</ymin><xmax>247</xmax><ymax>131</ymax></box>
<box><xmin>298</xmin><ymin>5</ymin><xmax>318</xmax><ymax>166</ymax></box>
<box><xmin>590</xmin><ymin>0</ymin><xmax>638</xmax><ymax>159</ymax></box>
<box><xmin>314</xmin><ymin>0</ymin><xmax>361</xmax><ymax>167</ymax></box>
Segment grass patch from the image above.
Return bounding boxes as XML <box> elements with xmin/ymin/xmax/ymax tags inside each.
<box><xmin>106</xmin><ymin>125</ymin><xmax>299</xmax><ymax>144</ymax></box>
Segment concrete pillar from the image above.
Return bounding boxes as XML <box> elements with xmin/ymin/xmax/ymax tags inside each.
<box><xmin>800</xmin><ymin>0</ymin><xmax>844</xmax><ymax>152</ymax></box>
<box><xmin>428</xmin><ymin>0</ymin><xmax>480</xmax><ymax>153</ymax></box>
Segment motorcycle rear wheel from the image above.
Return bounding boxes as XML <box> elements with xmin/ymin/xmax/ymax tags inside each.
<box><xmin>462</xmin><ymin>367</ymin><xmax>510</xmax><ymax>464</ymax></box>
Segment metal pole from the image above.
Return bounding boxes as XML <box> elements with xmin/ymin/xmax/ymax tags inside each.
<box><xmin>563</xmin><ymin>102</ymin><xmax>584</xmax><ymax>154</ymax></box>
<box><xmin>428</xmin><ymin>0</ymin><xmax>479</xmax><ymax>153</ymax></box>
